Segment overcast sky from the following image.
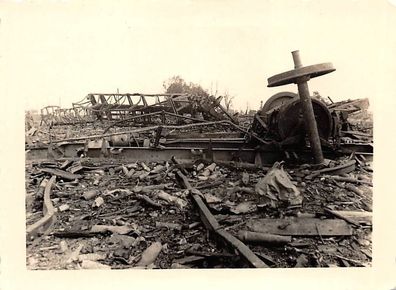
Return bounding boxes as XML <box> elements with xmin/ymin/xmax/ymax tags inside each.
<box><xmin>1</xmin><ymin>0</ymin><xmax>395</xmax><ymax>111</ymax></box>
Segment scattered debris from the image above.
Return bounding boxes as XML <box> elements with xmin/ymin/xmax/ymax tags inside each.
<box><xmin>25</xmin><ymin>71</ymin><xmax>373</xmax><ymax>269</ymax></box>
<box><xmin>176</xmin><ymin>170</ymin><xmax>268</xmax><ymax>268</ymax></box>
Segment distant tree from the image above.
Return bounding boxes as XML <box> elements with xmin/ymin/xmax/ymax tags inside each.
<box><xmin>163</xmin><ymin>76</ymin><xmax>209</xmax><ymax>97</ymax></box>
<box><xmin>223</xmin><ymin>90</ymin><xmax>234</xmax><ymax>111</ymax></box>
<box><xmin>163</xmin><ymin>76</ymin><xmax>237</xmax><ymax>114</ymax></box>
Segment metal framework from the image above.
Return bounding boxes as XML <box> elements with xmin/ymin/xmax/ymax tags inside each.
<box><xmin>40</xmin><ymin>93</ymin><xmax>238</xmax><ymax>127</ymax></box>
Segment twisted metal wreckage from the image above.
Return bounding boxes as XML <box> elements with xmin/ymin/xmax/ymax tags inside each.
<box><xmin>25</xmin><ymin>51</ymin><xmax>373</xmax><ymax>269</ymax></box>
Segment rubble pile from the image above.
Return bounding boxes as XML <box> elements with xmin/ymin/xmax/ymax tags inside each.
<box><xmin>25</xmin><ymin>85</ymin><xmax>373</xmax><ymax>269</ymax></box>
<box><xmin>26</xmin><ymin>153</ymin><xmax>372</xmax><ymax>269</ymax></box>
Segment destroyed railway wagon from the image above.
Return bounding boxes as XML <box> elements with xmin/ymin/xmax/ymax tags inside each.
<box><xmin>27</xmin><ymin>90</ymin><xmax>372</xmax><ymax>165</ymax></box>
<box><xmin>25</xmin><ymin>50</ymin><xmax>373</xmax><ymax>269</ymax></box>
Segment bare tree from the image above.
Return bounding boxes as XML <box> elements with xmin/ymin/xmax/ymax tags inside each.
<box><xmin>245</xmin><ymin>101</ymin><xmax>250</xmax><ymax>115</ymax></box>
<box><xmin>222</xmin><ymin>90</ymin><xmax>234</xmax><ymax>111</ymax></box>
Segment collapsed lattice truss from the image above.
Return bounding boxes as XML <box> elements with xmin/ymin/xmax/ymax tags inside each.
<box><xmin>40</xmin><ymin>93</ymin><xmax>237</xmax><ymax>127</ymax></box>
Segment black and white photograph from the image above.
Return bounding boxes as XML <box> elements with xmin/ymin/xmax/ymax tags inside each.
<box><xmin>1</xmin><ymin>0</ymin><xmax>395</xmax><ymax>289</ymax></box>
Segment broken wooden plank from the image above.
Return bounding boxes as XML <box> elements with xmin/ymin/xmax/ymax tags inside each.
<box><xmin>133</xmin><ymin>183</ymin><xmax>173</xmax><ymax>193</ymax></box>
<box><xmin>59</xmin><ymin>160</ymin><xmax>73</xmax><ymax>170</ymax></box>
<box><xmin>247</xmin><ymin>217</ymin><xmax>353</xmax><ymax>237</ymax></box>
<box><xmin>323</xmin><ymin>175</ymin><xmax>372</xmax><ymax>186</ymax></box>
<box><xmin>332</xmin><ymin>253</ymin><xmax>367</xmax><ymax>267</ymax></box>
<box><xmin>52</xmin><ymin>231</ymin><xmax>98</xmax><ymax>238</ymax></box>
<box><xmin>308</xmin><ymin>160</ymin><xmax>356</xmax><ymax>178</ymax></box>
<box><xmin>331</xmin><ymin>210</ymin><xmax>372</xmax><ymax>225</ymax></box>
<box><xmin>216</xmin><ymin>228</ymin><xmax>268</xmax><ymax>268</ymax></box>
<box><xmin>196</xmin><ymin>180</ymin><xmax>223</xmax><ymax>190</ymax></box>
<box><xmin>185</xmin><ymin>249</ymin><xmax>235</xmax><ymax>258</ymax></box>
<box><xmin>136</xmin><ymin>194</ymin><xmax>162</xmax><ymax>208</ymax></box>
<box><xmin>40</xmin><ymin>168</ymin><xmax>82</xmax><ymax>180</ymax></box>
<box><xmin>253</xmin><ymin>252</ymin><xmax>276</xmax><ymax>266</ymax></box>
<box><xmin>324</xmin><ymin>208</ymin><xmax>361</xmax><ymax>227</ymax></box>
<box><xmin>190</xmin><ymin>194</ymin><xmax>220</xmax><ymax>231</ymax></box>
<box><xmin>176</xmin><ymin>170</ymin><xmax>268</xmax><ymax>268</ymax></box>
<box><xmin>171</xmin><ymin>156</ymin><xmax>188</xmax><ymax>175</ymax></box>
<box><xmin>344</xmin><ymin>183</ymin><xmax>365</xmax><ymax>197</ymax></box>
<box><xmin>173</xmin><ymin>255</ymin><xmax>206</xmax><ymax>265</ymax></box>
<box><xmin>360</xmin><ymin>249</ymin><xmax>372</xmax><ymax>259</ymax></box>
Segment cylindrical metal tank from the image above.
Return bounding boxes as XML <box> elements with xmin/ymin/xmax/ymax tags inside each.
<box><xmin>257</xmin><ymin>92</ymin><xmax>333</xmax><ymax>142</ymax></box>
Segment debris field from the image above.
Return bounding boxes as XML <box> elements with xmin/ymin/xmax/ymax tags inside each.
<box><xmin>25</xmin><ymin>51</ymin><xmax>373</xmax><ymax>270</ymax></box>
